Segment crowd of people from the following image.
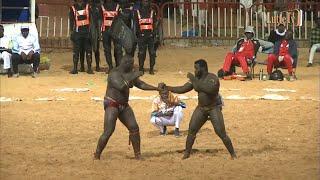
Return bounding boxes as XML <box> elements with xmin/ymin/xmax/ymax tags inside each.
<box><xmin>0</xmin><ymin>25</ymin><xmax>40</xmax><ymax>78</ymax></box>
<box><xmin>68</xmin><ymin>0</ymin><xmax>160</xmax><ymax>75</ymax></box>
<box><xmin>1</xmin><ymin>0</ymin><xmax>319</xmax><ymax>79</ymax></box>
<box><xmin>218</xmin><ymin>17</ymin><xmax>320</xmax><ymax>81</ymax></box>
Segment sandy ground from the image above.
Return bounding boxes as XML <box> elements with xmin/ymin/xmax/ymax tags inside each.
<box><xmin>0</xmin><ymin>46</ymin><xmax>319</xmax><ymax>180</ymax></box>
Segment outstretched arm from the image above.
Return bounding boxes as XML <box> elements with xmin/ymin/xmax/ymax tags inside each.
<box><xmin>134</xmin><ymin>78</ymin><xmax>158</xmax><ymax>91</ymax></box>
<box><xmin>166</xmin><ymin>82</ymin><xmax>193</xmax><ymax>94</ymax></box>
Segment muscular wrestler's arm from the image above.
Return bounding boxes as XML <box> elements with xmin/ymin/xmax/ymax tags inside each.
<box><xmin>167</xmin><ymin>82</ymin><xmax>193</xmax><ymax>94</ymax></box>
<box><xmin>108</xmin><ymin>72</ymin><xmax>128</xmax><ymax>91</ymax></box>
<box><xmin>134</xmin><ymin>78</ymin><xmax>157</xmax><ymax>90</ymax></box>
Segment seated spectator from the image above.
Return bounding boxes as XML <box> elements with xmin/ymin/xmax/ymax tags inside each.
<box><xmin>12</xmin><ymin>26</ymin><xmax>40</xmax><ymax>78</ymax></box>
<box><xmin>307</xmin><ymin>17</ymin><xmax>320</xmax><ymax>67</ymax></box>
<box><xmin>0</xmin><ymin>25</ymin><xmax>13</xmax><ymax>77</ymax></box>
<box><xmin>220</xmin><ymin>26</ymin><xmax>260</xmax><ymax>79</ymax></box>
<box><xmin>150</xmin><ymin>86</ymin><xmax>185</xmax><ymax>137</ymax></box>
<box><xmin>266</xmin><ymin>31</ymin><xmax>298</xmax><ymax>81</ymax></box>
<box><xmin>268</xmin><ymin>23</ymin><xmax>286</xmax><ymax>44</ymax></box>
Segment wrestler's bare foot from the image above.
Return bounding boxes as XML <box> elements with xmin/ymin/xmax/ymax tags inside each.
<box><xmin>231</xmin><ymin>153</ymin><xmax>237</xmax><ymax>160</ymax></box>
<box><xmin>93</xmin><ymin>152</ymin><xmax>100</xmax><ymax>160</ymax></box>
<box><xmin>182</xmin><ymin>153</ymin><xmax>190</xmax><ymax>160</ymax></box>
<box><xmin>135</xmin><ymin>154</ymin><xmax>142</xmax><ymax>160</ymax></box>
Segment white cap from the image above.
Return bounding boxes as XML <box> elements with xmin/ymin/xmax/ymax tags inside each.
<box><xmin>244</xmin><ymin>26</ymin><xmax>254</xmax><ymax>34</ymax></box>
<box><xmin>276</xmin><ymin>29</ymin><xmax>286</xmax><ymax>36</ymax></box>
<box><xmin>21</xmin><ymin>25</ymin><xmax>29</xmax><ymax>30</ymax></box>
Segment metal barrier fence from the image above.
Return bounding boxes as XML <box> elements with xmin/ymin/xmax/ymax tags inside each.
<box><xmin>160</xmin><ymin>1</ymin><xmax>320</xmax><ymax>40</ymax></box>
<box><xmin>160</xmin><ymin>2</ymin><xmax>247</xmax><ymax>39</ymax></box>
<box><xmin>248</xmin><ymin>2</ymin><xmax>320</xmax><ymax>40</ymax></box>
<box><xmin>37</xmin><ymin>16</ymin><xmax>70</xmax><ymax>38</ymax></box>
<box><xmin>36</xmin><ymin>2</ymin><xmax>320</xmax><ymax>49</ymax></box>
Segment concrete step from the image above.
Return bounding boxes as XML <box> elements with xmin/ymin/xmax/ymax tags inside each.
<box><xmin>0</xmin><ymin>64</ymin><xmax>33</xmax><ymax>74</ymax></box>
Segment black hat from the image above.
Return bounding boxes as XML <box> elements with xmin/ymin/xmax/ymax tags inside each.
<box><xmin>270</xmin><ymin>70</ymin><xmax>284</xmax><ymax>81</ymax></box>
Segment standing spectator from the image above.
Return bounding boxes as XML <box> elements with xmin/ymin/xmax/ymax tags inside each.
<box><xmin>101</xmin><ymin>0</ymin><xmax>120</xmax><ymax>73</ymax></box>
<box><xmin>307</xmin><ymin>17</ymin><xmax>320</xmax><ymax>67</ymax></box>
<box><xmin>89</xmin><ymin>0</ymin><xmax>102</xmax><ymax>72</ymax></box>
<box><xmin>11</xmin><ymin>26</ymin><xmax>41</xmax><ymax>78</ymax></box>
<box><xmin>69</xmin><ymin>0</ymin><xmax>94</xmax><ymax>74</ymax></box>
<box><xmin>135</xmin><ymin>0</ymin><xmax>157</xmax><ymax>75</ymax></box>
<box><xmin>0</xmin><ymin>25</ymin><xmax>13</xmax><ymax>77</ymax></box>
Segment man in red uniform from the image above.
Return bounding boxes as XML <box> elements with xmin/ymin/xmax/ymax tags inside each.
<box><xmin>266</xmin><ymin>31</ymin><xmax>297</xmax><ymax>81</ymax></box>
<box><xmin>221</xmin><ymin>26</ymin><xmax>260</xmax><ymax>79</ymax></box>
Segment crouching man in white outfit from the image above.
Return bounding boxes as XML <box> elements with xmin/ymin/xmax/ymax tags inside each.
<box><xmin>150</xmin><ymin>87</ymin><xmax>185</xmax><ymax>137</ymax></box>
<box><xmin>0</xmin><ymin>25</ymin><xmax>13</xmax><ymax>77</ymax></box>
<box><xmin>12</xmin><ymin>26</ymin><xmax>41</xmax><ymax>78</ymax></box>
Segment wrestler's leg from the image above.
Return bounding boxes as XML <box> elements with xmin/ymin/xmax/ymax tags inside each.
<box><xmin>183</xmin><ymin>106</ymin><xmax>208</xmax><ymax>159</ymax></box>
<box><xmin>94</xmin><ymin>107</ymin><xmax>119</xmax><ymax>160</ymax></box>
<box><xmin>119</xmin><ymin>106</ymin><xmax>141</xmax><ymax>160</ymax></box>
<box><xmin>209</xmin><ymin>106</ymin><xmax>237</xmax><ymax>159</ymax></box>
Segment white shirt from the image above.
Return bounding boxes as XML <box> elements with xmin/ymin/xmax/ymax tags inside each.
<box><xmin>0</xmin><ymin>35</ymin><xmax>12</xmax><ymax>49</ymax></box>
<box><xmin>12</xmin><ymin>34</ymin><xmax>40</xmax><ymax>54</ymax></box>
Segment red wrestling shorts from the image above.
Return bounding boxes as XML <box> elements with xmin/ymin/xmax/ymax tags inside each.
<box><xmin>103</xmin><ymin>97</ymin><xmax>128</xmax><ymax>110</ymax></box>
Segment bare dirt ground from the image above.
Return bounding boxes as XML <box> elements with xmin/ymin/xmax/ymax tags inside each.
<box><xmin>0</xmin><ymin>46</ymin><xmax>319</xmax><ymax>180</ymax></box>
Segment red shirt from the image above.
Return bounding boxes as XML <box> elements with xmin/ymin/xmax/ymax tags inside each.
<box><xmin>279</xmin><ymin>40</ymin><xmax>289</xmax><ymax>56</ymax></box>
<box><xmin>237</xmin><ymin>39</ymin><xmax>255</xmax><ymax>58</ymax></box>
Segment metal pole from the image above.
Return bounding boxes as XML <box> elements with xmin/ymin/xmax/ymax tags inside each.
<box><xmin>205</xmin><ymin>9</ymin><xmax>208</xmax><ymax>37</ymax></box>
<box><xmin>250</xmin><ymin>7</ymin><xmax>253</xmax><ymax>26</ymax></box>
<box><xmin>60</xmin><ymin>17</ymin><xmax>63</xmax><ymax>37</ymax></box>
<box><xmin>192</xmin><ymin>4</ymin><xmax>195</xmax><ymax>36</ymax></box>
<box><xmin>67</xmin><ymin>18</ymin><xmax>70</xmax><ymax>37</ymax></box>
<box><xmin>255</xmin><ymin>12</ymin><xmax>258</xmax><ymax>39</ymax></box>
<box><xmin>267</xmin><ymin>12</ymin><xmax>270</xmax><ymax>35</ymax></box>
<box><xmin>239</xmin><ymin>5</ymin><xmax>242</xmax><ymax>27</ymax></box>
<box><xmin>285</xmin><ymin>12</ymin><xmax>289</xmax><ymax>30</ymax></box>
<box><xmin>224</xmin><ymin>7</ymin><xmax>226</xmax><ymax>37</ymax></box>
<box><xmin>168</xmin><ymin>5</ymin><xmax>171</xmax><ymax>37</ymax></box>
<box><xmin>236</xmin><ymin>9</ymin><xmax>239</xmax><ymax>38</ymax></box>
<box><xmin>47</xmin><ymin>17</ymin><xmax>50</xmax><ymax>38</ymax></box>
<box><xmin>53</xmin><ymin>17</ymin><xmax>56</xmax><ymax>37</ymax></box>
<box><xmin>187</xmin><ymin>9</ymin><xmax>189</xmax><ymax>37</ymax></box>
<box><xmin>40</xmin><ymin>17</ymin><xmax>43</xmax><ymax>37</ymax></box>
<box><xmin>245</xmin><ymin>8</ymin><xmax>249</xmax><ymax>27</ymax></box>
<box><xmin>199</xmin><ymin>9</ymin><xmax>201</xmax><ymax>37</ymax></box>
<box><xmin>174</xmin><ymin>6</ymin><xmax>177</xmax><ymax>37</ymax></box>
<box><xmin>292</xmin><ymin>11</ymin><xmax>295</xmax><ymax>39</ymax></box>
<box><xmin>262</xmin><ymin>9</ymin><xmax>265</xmax><ymax>39</ymax></box>
<box><xmin>211</xmin><ymin>7</ymin><xmax>213</xmax><ymax>37</ymax></box>
<box><xmin>311</xmin><ymin>11</ymin><xmax>314</xmax><ymax>28</ymax></box>
<box><xmin>180</xmin><ymin>5</ymin><xmax>183</xmax><ymax>37</ymax></box>
<box><xmin>230</xmin><ymin>8</ymin><xmax>233</xmax><ymax>37</ymax></box>
<box><xmin>304</xmin><ymin>11</ymin><xmax>307</xmax><ymax>39</ymax></box>
<box><xmin>299</xmin><ymin>25</ymin><xmax>301</xmax><ymax>39</ymax></box>
<box><xmin>30</xmin><ymin>0</ymin><xmax>35</xmax><ymax>23</ymax></box>
<box><xmin>218</xmin><ymin>7</ymin><xmax>220</xmax><ymax>37</ymax></box>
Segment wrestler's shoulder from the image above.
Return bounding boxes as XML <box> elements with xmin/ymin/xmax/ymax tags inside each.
<box><xmin>207</xmin><ymin>73</ymin><xmax>219</xmax><ymax>79</ymax></box>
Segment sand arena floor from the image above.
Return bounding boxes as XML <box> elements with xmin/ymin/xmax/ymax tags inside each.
<box><xmin>0</xmin><ymin>46</ymin><xmax>319</xmax><ymax>179</ymax></box>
